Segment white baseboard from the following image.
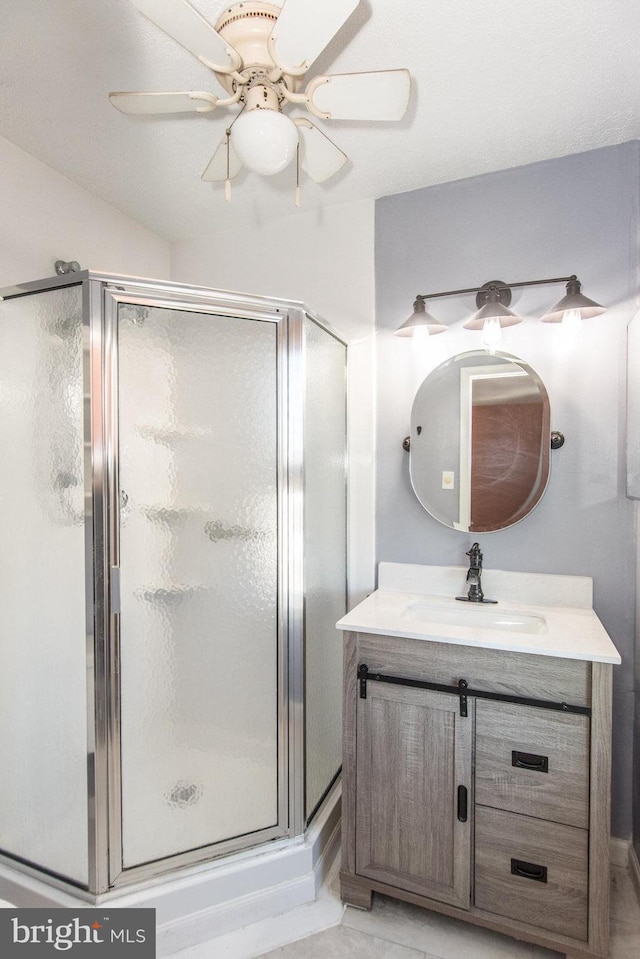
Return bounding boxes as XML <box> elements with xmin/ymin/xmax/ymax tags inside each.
<box><xmin>156</xmin><ymin>784</ymin><xmax>342</xmax><ymax>956</ymax></box>
<box><xmin>629</xmin><ymin>843</ymin><xmax>640</xmax><ymax>907</ymax></box>
<box><xmin>610</xmin><ymin>837</ymin><xmax>630</xmax><ymax>867</ymax></box>
<box><xmin>609</xmin><ymin>836</ymin><xmax>640</xmax><ymax>908</ymax></box>
<box><xmin>157</xmin><ymin>871</ymin><xmax>316</xmax><ymax>956</ymax></box>
<box><xmin>177</xmin><ymin>852</ymin><xmax>344</xmax><ymax>959</ymax></box>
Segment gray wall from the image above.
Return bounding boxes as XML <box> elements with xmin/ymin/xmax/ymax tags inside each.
<box><xmin>375</xmin><ymin>141</ymin><xmax>640</xmax><ymax>839</ymax></box>
<box><xmin>636</xmin><ymin>502</ymin><xmax>640</xmax><ymax>860</ymax></box>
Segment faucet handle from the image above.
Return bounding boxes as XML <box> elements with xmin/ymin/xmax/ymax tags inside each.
<box><xmin>466</xmin><ymin>542</ymin><xmax>482</xmax><ymax>565</ymax></box>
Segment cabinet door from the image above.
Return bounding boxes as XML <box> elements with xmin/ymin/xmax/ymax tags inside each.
<box><xmin>355</xmin><ymin>682</ymin><xmax>472</xmax><ymax>908</ymax></box>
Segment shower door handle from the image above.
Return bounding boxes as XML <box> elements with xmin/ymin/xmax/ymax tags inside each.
<box><xmin>111</xmin><ymin>566</ymin><xmax>121</xmax><ymax>615</ymax></box>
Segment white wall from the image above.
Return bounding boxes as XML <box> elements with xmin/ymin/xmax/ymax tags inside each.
<box><xmin>171</xmin><ymin>199</ymin><xmax>377</xmax><ymax>603</ymax></box>
<box><xmin>0</xmin><ymin>134</ymin><xmax>376</xmax><ymax>603</ymax></box>
<box><xmin>0</xmin><ymin>135</ymin><xmax>170</xmax><ymax>286</ymax></box>
<box><xmin>635</xmin><ymin>501</ymin><xmax>640</xmax><ymax>860</ymax></box>
<box><xmin>0</xmin><ymin>136</ymin><xmax>170</xmax><ymax>882</ymax></box>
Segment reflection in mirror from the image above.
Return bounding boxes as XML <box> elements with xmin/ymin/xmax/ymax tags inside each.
<box><xmin>409</xmin><ymin>351</ymin><xmax>551</xmax><ymax>532</ymax></box>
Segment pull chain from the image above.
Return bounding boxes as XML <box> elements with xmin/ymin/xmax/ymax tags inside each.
<box><xmin>225</xmin><ymin>128</ymin><xmax>232</xmax><ymax>202</ymax></box>
<box><xmin>294</xmin><ymin>142</ymin><xmax>300</xmax><ymax>207</ymax></box>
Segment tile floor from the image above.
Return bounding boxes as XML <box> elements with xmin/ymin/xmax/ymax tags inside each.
<box><xmin>254</xmin><ymin>865</ymin><xmax>640</xmax><ymax>959</ymax></box>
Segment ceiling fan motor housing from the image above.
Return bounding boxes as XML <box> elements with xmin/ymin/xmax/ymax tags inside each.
<box><xmin>243</xmin><ymin>82</ymin><xmax>280</xmax><ymax>112</ymax></box>
<box><xmin>215</xmin><ymin>2</ymin><xmax>300</xmax><ymax>94</ymax></box>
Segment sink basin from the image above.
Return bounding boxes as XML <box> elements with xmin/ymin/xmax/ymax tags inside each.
<box><xmin>402</xmin><ymin>601</ymin><xmax>547</xmax><ymax>634</ymax></box>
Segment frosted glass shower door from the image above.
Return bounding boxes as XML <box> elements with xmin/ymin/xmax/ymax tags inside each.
<box><xmin>0</xmin><ymin>285</ymin><xmax>88</xmax><ymax>886</ymax></box>
<box><xmin>116</xmin><ymin>303</ymin><xmax>282</xmax><ymax>871</ymax></box>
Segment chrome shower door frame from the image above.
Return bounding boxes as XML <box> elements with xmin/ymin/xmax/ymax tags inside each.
<box><xmin>300</xmin><ymin>311</ymin><xmax>349</xmax><ymax>824</ymax></box>
<box><xmin>92</xmin><ymin>276</ymin><xmax>303</xmax><ymax>893</ymax></box>
<box><xmin>0</xmin><ymin>272</ymin><xmax>96</xmax><ymax>897</ymax></box>
<box><xmin>0</xmin><ymin>270</ymin><xmax>333</xmax><ymax>900</ymax></box>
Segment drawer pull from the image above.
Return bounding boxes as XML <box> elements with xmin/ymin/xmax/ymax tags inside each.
<box><xmin>512</xmin><ymin>750</ymin><xmax>549</xmax><ymax>773</ymax></box>
<box><xmin>457</xmin><ymin>785</ymin><xmax>468</xmax><ymax>823</ymax></box>
<box><xmin>511</xmin><ymin>858</ymin><xmax>548</xmax><ymax>883</ymax></box>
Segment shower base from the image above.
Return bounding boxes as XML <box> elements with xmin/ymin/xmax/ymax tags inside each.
<box><xmin>0</xmin><ymin>783</ymin><xmax>340</xmax><ymax>957</ymax></box>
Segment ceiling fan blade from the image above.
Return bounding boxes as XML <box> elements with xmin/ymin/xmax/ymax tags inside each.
<box><xmin>201</xmin><ymin>135</ymin><xmax>242</xmax><ymax>182</ymax></box>
<box><xmin>270</xmin><ymin>0</ymin><xmax>359</xmax><ymax>74</ymax></box>
<box><xmin>129</xmin><ymin>0</ymin><xmax>240</xmax><ymax>72</ymax></box>
<box><xmin>295</xmin><ymin>119</ymin><xmax>348</xmax><ymax>183</ymax></box>
<box><xmin>307</xmin><ymin>69</ymin><xmax>411</xmax><ymax>121</ymax></box>
<box><xmin>109</xmin><ymin>91</ymin><xmax>218</xmax><ymax>114</ymax></box>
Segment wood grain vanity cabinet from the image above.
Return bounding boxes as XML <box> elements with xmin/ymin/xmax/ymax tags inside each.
<box><xmin>340</xmin><ymin>631</ymin><xmax>614</xmax><ymax>959</ymax></box>
<box><xmin>355</xmin><ymin>681</ymin><xmax>473</xmax><ymax>910</ymax></box>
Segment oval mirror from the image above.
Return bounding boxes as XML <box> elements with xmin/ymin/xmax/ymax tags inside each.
<box><xmin>409</xmin><ymin>351</ymin><xmax>551</xmax><ymax>532</ymax></box>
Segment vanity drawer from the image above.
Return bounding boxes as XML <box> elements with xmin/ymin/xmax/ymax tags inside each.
<box><xmin>474</xmin><ymin>805</ymin><xmax>588</xmax><ymax>941</ymax></box>
<box><xmin>475</xmin><ymin>699</ymin><xmax>590</xmax><ymax>828</ymax></box>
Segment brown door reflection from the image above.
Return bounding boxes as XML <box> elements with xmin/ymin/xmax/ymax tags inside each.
<box><xmin>470</xmin><ymin>401</ymin><xmax>547</xmax><ymax>532</ymax></box>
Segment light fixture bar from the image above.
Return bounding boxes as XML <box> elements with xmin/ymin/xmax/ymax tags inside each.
<box><xmin>415</xmin><ymin>274</ymin><xmax>579</xmax><ymax>301</ymax></box>
<box><xmin>397</xmin><ymin>273</ymin><xmax>606</xmax><ymax>340</ymax></box>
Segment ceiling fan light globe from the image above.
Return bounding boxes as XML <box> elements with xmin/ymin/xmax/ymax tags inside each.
<box><xmin>232</xmin><ymin>109</ymin><xmax>299</xmax><ymax>175</ymax></box>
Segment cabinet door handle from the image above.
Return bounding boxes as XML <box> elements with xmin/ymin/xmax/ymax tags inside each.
<box><xmin>511</xmin><ymin>750</ymin><xmax>549</xmax><ymax>773</ymax></box>
<box><xmin>457</xmin><ymin>785</ymin><xmax>468</xmax><ymax>822</ymax></box>
<box><xmin>510</xmin><ymin>858</ymin><xmax>548</xmax><ymax>883</ymax></box>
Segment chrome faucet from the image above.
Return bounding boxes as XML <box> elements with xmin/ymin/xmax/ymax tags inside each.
<box><xmin>456</xmin><ymin>542</ymin><xmax>497</xmax><ymax>604</ymax></box>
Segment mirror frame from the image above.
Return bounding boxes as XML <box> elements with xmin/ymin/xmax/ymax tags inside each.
<box><xmin>409</xmin><ymin>350</ymin><xmax>551</xmax><ymax>533</ymax></box>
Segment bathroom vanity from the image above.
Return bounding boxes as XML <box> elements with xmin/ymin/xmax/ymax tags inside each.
<box><xmin>338</xmin><ymin>563</ymin><xmax>621</xmax><ymax>959</ymax></box>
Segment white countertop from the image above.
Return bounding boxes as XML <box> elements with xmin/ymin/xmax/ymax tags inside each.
<box><xmin>337</xmin><ymin>564</ymin><xmax>621</xmax><ymax>665</ymax></box>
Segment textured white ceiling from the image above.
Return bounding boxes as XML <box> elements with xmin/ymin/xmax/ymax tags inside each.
<box><xmin>1</xmin><ymin>0</ymin><xmax>639</xmax><ymax>241</ymax></box>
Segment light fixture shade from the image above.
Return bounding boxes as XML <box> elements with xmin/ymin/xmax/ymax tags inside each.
<box><xmin>541</xmin><ymin>277</ymin><xmax>607</xmax><ymax>323</ymax></box>
<box><xmin>395</xmin><ymin>298</ymin><xmax>447</xmax><ymax>337</ymax></box>
<box><xmin>463</xmin><ymin>299</ymin><xmax>522</xmax><ymax>330</ymax></box>
<box><xmin>232</xmin><ymin>109</ymin><xmax>299</xmax><ymax>176</ymax></box>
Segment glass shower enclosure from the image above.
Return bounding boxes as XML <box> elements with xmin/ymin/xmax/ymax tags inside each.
<box><xmin>0</xmin><ymin>271</ymin><xmax>347</xmax><ymax>897</ymax></box>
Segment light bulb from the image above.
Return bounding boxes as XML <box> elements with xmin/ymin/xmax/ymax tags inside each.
<box><xmin>555</xmin><ymin>307</ymin><xmax>583</xmax><ymax>355</ymax></box>
<box><xmin>481</xmin><ymin>317</ymin><xmax>503</xmax><ymax>353</ymax></box>
<box><xmin>232</xmin><ymin>109</ymin><xmax>299</xmax><ymax>176</ymax></box>
<box><xmin>410</xmin><ymin>324</ymin><xmax>431</xmax><ymax>353</ymax></box>
<box><xmin>561</xmin><ymin>308</ymin><xmax>582</xmax><ymax>327</ymax></box>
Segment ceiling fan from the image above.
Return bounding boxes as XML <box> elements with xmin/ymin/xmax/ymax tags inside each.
<box><xmin>109</xmin><ymin>0</ymin><xmax>411</xmax><ymax>199</ymax></box>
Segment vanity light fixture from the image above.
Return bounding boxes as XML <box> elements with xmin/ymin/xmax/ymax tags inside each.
<box><xmin>395</xmin><ymin>275</ymin><xmax>607</xmax><ymax>338</ymax></box>
<box><xmin>395</xmin><ymin>297</ymin><xmax>448</xmax><ymax>337</ymax></box>
<box><xmin>462</xmin><ymin>283</ymin><xmax>522</xmax><ymax>351</ymax></box>
<box><xmin>541</xmin><ymin>276</ymin><xmax>608</xmax><ymax>323</ymax></box>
